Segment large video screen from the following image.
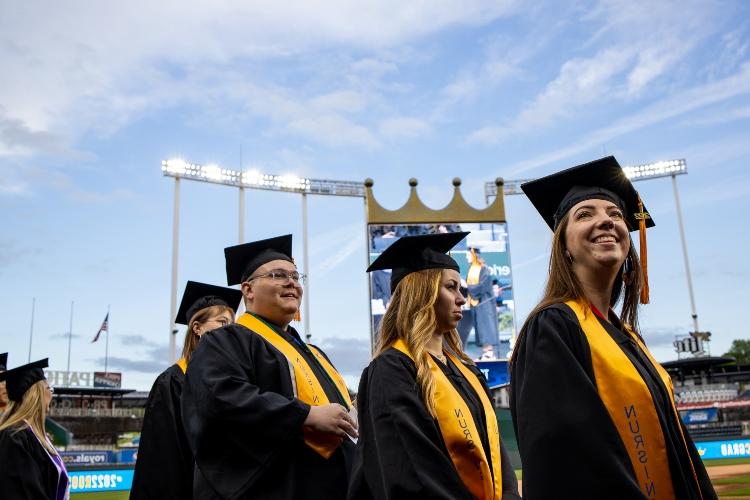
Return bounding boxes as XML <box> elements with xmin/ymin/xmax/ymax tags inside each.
<box><xmin>368</xmin><ymin>222</ymin><xmax>515</xmax><ymax>360</ymax></box>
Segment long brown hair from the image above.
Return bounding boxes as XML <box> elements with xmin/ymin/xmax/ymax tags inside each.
<box><xmin>510</xmin><ymin>212</ymin><xmax>643</xmax><ymax>367</ymax></box>
<box><xmin>0</xmin><ymin>380</ymin><xmax>57</xmax><ymax>455</ymax></box>
<box><xmin>374</xmin><ymin>268</ymin><xmax>473</xmax><ymax>418</ymax></box>
<box><xmin>181</xmin><ymin>304</ymin><xmax>235</xmax><ymax>364</ymax></box>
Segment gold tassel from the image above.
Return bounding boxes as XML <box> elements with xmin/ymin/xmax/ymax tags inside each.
<box><xmin>637</xmin><ymin>196</ymin><xmax>650</xmax><ymax>304</ymax></box>
<box><xmin>294</xmin><ymin>308</ymin><xmax>301</xmax><ymax>322</ymax></box>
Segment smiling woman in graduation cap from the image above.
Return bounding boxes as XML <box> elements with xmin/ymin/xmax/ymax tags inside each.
<box><xmin>0</xmin><ymin>358</ymin><xmax>70</xmax><ymax>499</ymax></box>
<box><xmin>349</xmin><ymin>232</ymin><xmax>520</xmax><ymax>500</ymax></box>
<box><xmin>130</xmin><ymin>281</ymin><xmax>242</xmax><ymax>500</ymax></box>
<box><xmin>511</xmin><ymin>156</ymin><xmax>716</xmax><ymax>500</ymax></box>
<box><xmin>181</xmin><ymin>234</ymin><xmax>357</xmax><ymax>500</ymax></box>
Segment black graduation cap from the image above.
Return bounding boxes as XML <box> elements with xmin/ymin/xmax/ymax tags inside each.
<box><xmin>224</xmin><ymin>234</ymin><xmax>294</xmax><ymax>286</ymax></box>
<box><xmin>521</xmin><ymin>156</ymin><xmax>655</xmax><ymax>231</ymax></box>
<box><xmin>175</xmin><ymin>281</ymin><xmax>244</xmax><ymax>325</ymax></box>
<box><xmin>0</xmin><ymin>352</ymin><xmax>7</xmax><ymax>371</ymax></box>
<box><xmin>367</xmin><ymin>232</ymin><xmax>469</xmax><ymax>292</ymax></box>
<box><xmin>0</xmin><ymin>358</ymin><xmax>48</xmax><ymax>402</ymax></box>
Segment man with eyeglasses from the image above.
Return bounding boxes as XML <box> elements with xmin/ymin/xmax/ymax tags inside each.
<box><xmin>182</xmin><ymin>234</ymin><xmax>357</xmax><ymax>500</ymax></box>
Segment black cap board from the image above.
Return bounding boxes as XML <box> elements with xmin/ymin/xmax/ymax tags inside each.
<box><xmin>175</xmin><ymin>281</ymin><xmax>244</xmax><ymax>325</ymax></box>
<box><xmin>225</xmin><ymin>234</ymin><xmax>294</xmax><ymax>286</ymax></box>
<box><xmin>367</xmin><ymin>232</ymin><xmax>469</xmax><ymax>292</ymax></box>
<box><xmin>0</xmin><ymin>352</ymin><xmax>7</xmax><ymax>371</ymax></box>
<box><xmin>0</xmin><ymin>358</ymin><xmax>48</xmax><ymax>402</ymax></box>
<box><xmin>521</xmin><ymin>156</ymin><xmax>655</xmax><ymax>231</ymax></box>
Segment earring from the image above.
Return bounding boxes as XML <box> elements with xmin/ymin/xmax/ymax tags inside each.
<box><xmin>565</xmin><ymin>252</ymin><xmax>573</xmax><ymax>264</ymax></box>
<box><xmin>622</xmin><ymin>256</ymin><xmax>634</xmax><ymax>286</ymax></box>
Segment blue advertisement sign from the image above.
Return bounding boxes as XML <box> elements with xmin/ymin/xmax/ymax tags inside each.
<box><xmin>695</xmin><ymin>439</ymin><xmax>750</xmax><ymax>460</ymax></box>
<box><xmin>60</xmin><ymin>451</ymin><xmax>113</xmax><ymax>466</ymax></box>
<box><xmin>69</xmin><ymin>469</ymin><xmax>134</xmax><ymax>493</ymax></box>
<box><xmin>476</xmin><ymin>359</ymin><xmax>509</xmax><ymax>388</ymax></box>
<box><xmin>680</xmin><ymin>407</ymin><xmax>719</xmax><ymax>424</ymax></box>
<box><xmin>115</xmin><ymin>448</ymin><xmax>138</xmax><ymax>464</ymax></box>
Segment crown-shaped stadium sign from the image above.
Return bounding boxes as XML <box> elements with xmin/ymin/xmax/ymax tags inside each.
<box><xmin>365</xmin><ymin>177</ymin><xmax>506</xmax><ymax>224</ymax></box>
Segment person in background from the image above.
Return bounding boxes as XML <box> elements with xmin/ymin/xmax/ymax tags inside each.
<box><xmin>182</xmin><ymin>234</ymin><xmax>357</xmax><ymax>499</ymax></box>
<box><xmin>465</xmin><ymin>246</ymin><xmax>499</xmax><ymax>359</ymax></box>
<box><xmin>511</xmin><ymin>156</ymin><xmax>716</xmax><ymax>499</ymax></box>
<box><xmin>130</xmin><ymin>281</ymin><xmax>242</xmax><ymax>499</ymax></box>
<box><xmin>0</xmin><ymin>358</ymin><xmax>69</xmax><ymax>499</ymax></box>
<box><xmin>350</xmin><ymin>232</ymin><xmax>520</xmax><ymax>500</ymax></box>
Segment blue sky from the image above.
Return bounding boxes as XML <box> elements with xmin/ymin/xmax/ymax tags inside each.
<box><xmin>1</xmin><ymin>0</ymin><xmax>749</xmax><ymax>390</ymax></box>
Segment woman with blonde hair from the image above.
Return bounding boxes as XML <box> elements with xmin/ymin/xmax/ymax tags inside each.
<box><xmin>0</xmin><ymin>352</ymin><xmax>8</xmax><ymax>415</ymax></box>
<box><xmin>131</xmin><ymin>281</ymin><xmax>242</xmax><ymax>499</ymax></box>
<box><xmin>511</xmin><ymin>157</ymin><xmax>715</xmax><ymax>499</ymax></box>
<box><xmin>0</xmin><ymin>358</ymin><xmax>69</xmax><ymax>499</ymax></box>
<box><xmin>349</xmin><ymin>232</ymin><xmax>520</xmax><ymax>499</ymax></box>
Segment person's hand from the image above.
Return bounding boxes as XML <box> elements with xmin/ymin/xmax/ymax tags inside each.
<box><xmin>304</xmin><ymin>403</ymin><xmax>358</xmax><ymax>439</ymax></box>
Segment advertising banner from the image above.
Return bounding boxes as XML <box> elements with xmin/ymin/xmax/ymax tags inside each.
<box><xmin>94</xmin><ymin>371</ymin><xmax>122</xmax><ymax>388</ymax></box>
<box><xmin>680</xmin><ymin>407</ymin><xmax>719</xmax><ymax>424</ymax></box>
<box><xmin>476</xmin><ymin>360</ymin><xmax>509</xmax><ymax>389</ymax></box>
<box><xmin>368</xmin><ymin>223</ymin><xmax>515</xmax><ymax>360</ymax></box>
<box><xmin>60</xmin><ymin>451</ymin><xmax>113</xmax><ymax>466</ymax></box>
<box><xmin>695</xmin><ymin>439</ymin><xmax>750</xmax><ymax>460</ymax></box>
<box><xmin>69</xmin><ymin>469</ymin><xmax>134</xmax><ymax>493</ymax></box>
<box><xmin>115</xmin><ymin>449</ymin><xmax>139</xmax><ymax>464</ymax></box>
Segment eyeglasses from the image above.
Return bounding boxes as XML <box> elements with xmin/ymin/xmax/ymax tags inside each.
<box><xmin>247</xmin><ymin>271</ymin><xmax>306</xmax><ymax>285</ymax></box>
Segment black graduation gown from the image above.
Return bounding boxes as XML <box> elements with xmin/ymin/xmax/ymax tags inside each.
<box><xmin>510</xmin><ymin>304</ymin><xmax>716</xmax><ymax>500</ymax></box>
<box><xmin>0</xmin><ymin>427</ymin><xmax>61</xmax><ymax>499</ymax></box>
<box><xmin>181</xmin><ymin>318</ymin><xmax>355</xmax><ymax>500</ymax></box>
<box><xmin>348</xmin><ymin>347</ymin><xmax>521</xmax><ymax>500</ymax></box>
<box><xmin>131</xmin><ymin>363</ymin><xmax>192</xmax><ymax>499</ymax></box>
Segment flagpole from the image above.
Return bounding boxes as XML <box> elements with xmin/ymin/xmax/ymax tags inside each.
<box><xmin>66</xmin><ymin>301</ymin><xmax>74</xmax><ymax>372</ymax></box>
<box><xmin>27</xmin><ymin>297</ymin><xmax>36</xmax><ymax>362</ymax></box>
<box><xmin>105</xmin><ymin>305</ymin><xmax>110</xmax><ymax>373</ymax></box>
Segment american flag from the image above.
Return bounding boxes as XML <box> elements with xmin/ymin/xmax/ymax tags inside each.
<box><xmin>92</xmin><ymin>313</ymin><xmax>109</xmax><ymax>343</ymax></box>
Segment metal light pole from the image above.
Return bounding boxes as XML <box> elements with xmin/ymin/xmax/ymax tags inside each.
<box><xmin>239</xmin><ymin>186</ymin><xmax>245</xmax><ymax>244</ymax></box>
<box><xmin>27</xmin><ymin>297</ymin><xmax>35</xmax><ymax>362</ymax></box>
<box><xmin>671</xmin><ymin>173</ymin><xmax>699</xmax><ymax>334</ymax></box>
<box><xmin>302</xmin><ymin>192</ymin><xmax>311</xmax><ymax>341</ymax></box>
<box><xmin>169</xmin><ymin>177</ymin><xmax>181</xmax><ymax>363</ymax></box>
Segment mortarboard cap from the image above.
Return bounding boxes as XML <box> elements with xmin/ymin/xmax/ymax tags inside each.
<box><xmin>225</xmin><ymin>234</ymin><xmax>294</xmax><ymax>286</ymax></box>
<box><xmin>0</xmin><ymin>358</ymin><xmax>49</xmax><ymax>402</ymax></box>
<box><xmin>0</xmin><ymin>352</ymin><xmax>7</xmax><ymax>371</ymax></box>
<box><xmin>175</xmin><ymin>281</ymin><xmax>244</xmax><ymax>325</ymax></box>
<box><xmin>367</xmin><ymin>232</ymin><xmax>469</xmax><ymax>292</ymax></box>
<box><xmin>521</xmin><ymin>156</ymin><xmax>655</xmax><ymax>231</ymax></box>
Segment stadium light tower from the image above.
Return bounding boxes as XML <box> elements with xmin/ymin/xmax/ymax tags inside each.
<box><xmin>484</xmin><ymin>159</ymin><xmax>700</xmax><ymax>336</ymax></box>
<box><xmin>161</xmin><ymin>159</ymin><xmax>365</xmax><ymax>363</ymax></box>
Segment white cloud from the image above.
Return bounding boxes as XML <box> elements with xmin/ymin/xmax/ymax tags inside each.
<box><xmin>379</xmin><ymin>117</ymin><xmax>432</xmax><ymax>138</ymax></box>
<box><xmin>287</xmin><ymin>115</ymin><xmax>379</xmax><ymax>148</ymax></box>
<box><xmin>502</xmin><ymin>63</ymin><xmax>750</xmax><ymax>175</ymax></box>
<box><xmin>0</xmin><ymin>1</ymin><xmax>516</xmax><ymax>156</ymax></box>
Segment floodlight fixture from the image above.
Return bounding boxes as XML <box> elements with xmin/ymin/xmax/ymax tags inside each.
<box><xmin>161</xmin><ymin>159</ymin><xmax>362</xmax><ymax>197</ymax></box>
<box><xmin>622</xmin><ymin>159</ymin><xmax>687</xmax><ymax>180</ymax></box>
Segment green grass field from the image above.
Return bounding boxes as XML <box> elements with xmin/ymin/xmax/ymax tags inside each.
<box><xmin>71</xmin><ymin>492</ymin><xmax>129</xmax><ymax>500</ymax></box>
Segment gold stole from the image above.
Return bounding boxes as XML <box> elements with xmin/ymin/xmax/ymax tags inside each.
<box><xmin>392</xmin><ymin>339</ymin><xmax>502</xmax><ymax>499</ymax></box>
<box><xmin>176</xmin><ymin>358</ymin><xmax>187</xmax><ymax>374</ymax></box>
<box><xmin>565</xmin><ymin>300</ymin><xmax>702</xmax><ymax>499</ymax></box>
<box><xmin>467</xmin><ymin>264</ymin><xmax>481</xmax><ymax>306</ymax></box>
<box><xmin>237</xmin><ymin>313</ymin><xmax>352</xmax><ymax>459</ymax></box>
